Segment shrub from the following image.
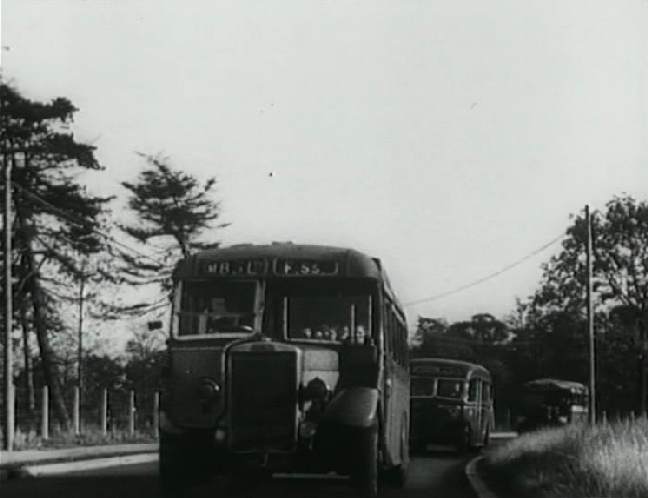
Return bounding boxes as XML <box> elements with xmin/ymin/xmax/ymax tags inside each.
<box><xmin>484</xmin><ymin>418</ymin><xmax>648</xmax><ymax>498</ymax></box>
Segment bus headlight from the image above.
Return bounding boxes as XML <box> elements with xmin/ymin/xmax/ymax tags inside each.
<box><xmin>299</xmin><ymin>378</ymin><xmax>329</xmax><ymax>406</ymax></box>
<box><xmin>304</xmin><ymin>378</ymin><xmax>329</xmax><ymax>402</ymax></box>
<box><xmin>214</xmin><ymin>428</ymin><xmax>227</xmax><ymax>443</ymax></box>
<box><xmin>197</xmin><ymin>378</ymin><xmax>221</xmax><ymax>402</ymax></box>
<box><xmin>299</xmin><ymin>378</ymin><xmax>330</xmax><ymax>416</ymax></box>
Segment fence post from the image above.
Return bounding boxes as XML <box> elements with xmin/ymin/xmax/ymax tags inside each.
<box><xmin>100</xmin><ymin>388</ymin><xmax>107</xmax><ymax>436</ymax></box>
<box><xmin>73</xmin><ymin>386</ymin><xmax>80</xmax><ymax>436</ymax></box>
<box><xmin>41</xmin><ymin>386</ymin><xmax>49</xmax><ymax>439</ymax></box>
<box><xmin>153</xmin><ymin>391</ymin><xmax>160</xmax><ymax>439</ymax></box>
<box><xmin>128</xmin><ymin>390</ymin><xmax>135</xmax><ymax>436</ymax></box>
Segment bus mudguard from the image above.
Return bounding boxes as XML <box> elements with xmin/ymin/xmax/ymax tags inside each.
<box><xmin>321</xmin><ymin>386</ymin><xmax>379</xmax><ymax>428</ymax></box>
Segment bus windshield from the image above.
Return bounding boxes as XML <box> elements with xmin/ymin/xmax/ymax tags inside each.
<box><xmin>177</xmin><ymin>280</ymin><xmax>257</xmax><ymax>336</ymax></box>
<box><xmin>436</xmin><ymin>378</ymin><xmax>464</xmax><ymax>399</ymax></box>
<box><xmin>278</xmin><ymin>283</ymin><xmax>371</xmax><ymax>343</ymax></box>
<box><xmin>411</xmin><ymin>377</ymin><xmax>436</xmax><ymax>396</ymax></box>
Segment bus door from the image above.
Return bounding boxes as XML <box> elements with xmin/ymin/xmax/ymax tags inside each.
<box><xmin>466</xmin><ymin>376</ymin><xmax>481</xmax><ymax>444</ymax></box>
<box><xmin>383</xmin><ymin>304</ymin><xmax>397</xmax><ymax>461</ymax></box>
<box><xmin>382</xmin><ymin>301</ymin><xmax>407</xmax><ymax>466</ymax></box>
<box><xmin>480</xmin><ymin>380</ymin><xmax>492</xmax><ymax>441</ymax></box>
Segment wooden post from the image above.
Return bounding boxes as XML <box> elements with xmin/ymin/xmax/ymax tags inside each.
<box><xmin>128</xmin><ymin>390</ymin><xmax>135</xmax><ymax>436</ymax></box>
<box><xmin>41</xmin><ymin>385</ymin><xmax>49</xmax><ymax>439</ymax></box>
<box><xmin>100</xmin><ymin>388</ymin><xmax>107</xmax><ymax>436</ymax></box>
<box><xmin>73</xmin><ymin>386</ymin><xmax>80</xmax><ymax>436</ymax></box>
<box><xmin>153</xmin><ymin>391</ymin><xmax>160</xmax><ymax>439</ymax></box>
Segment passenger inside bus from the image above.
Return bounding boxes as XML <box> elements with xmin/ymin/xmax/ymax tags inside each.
<box><xmin>288</xmin><ymin>295</ymin><xmax>370</xmax><ymax>343</ymax></box>
<box><xmin>436</xmin><ymin>379</ymin><xmax>464</xmax><ymax>399</ymax></box>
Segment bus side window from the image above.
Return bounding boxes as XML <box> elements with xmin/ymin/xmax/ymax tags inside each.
<box><xmin>403</xmin><ymin>325</ymin><xmax>409</xmax><ymax>364</ymax></box>
<box><xmin>390</xmin><ymin>312</ymin><xmax>397</xmax><ymax>361</ymax></box>
<box><xmin>468</xmin><ymin>378</ymin><xmax>479</xmax><ymax>402</ymax></box>
<box><xmin>394</xmin><ymin>316</ymin><xmax>401</xmax><ymax>365</ymax></box>
<box><xmin>384</xmin><ymin>304</ymin><xmax>392</xmax><ymax>355</ymax></box>
<box><xmin>398</xmin><ymin>321</ymin><xmax>406</xmax><ymax>366</ymax></box>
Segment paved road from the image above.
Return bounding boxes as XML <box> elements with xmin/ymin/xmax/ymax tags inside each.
<box><xmin>1</xmin><ymin>451</ymin><xmax>477</xmax><ymax>498</ymax></box>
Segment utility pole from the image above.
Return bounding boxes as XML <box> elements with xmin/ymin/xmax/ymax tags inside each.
<box><xmin>77</xmin><ymin>272</ymin><xmax>85</xmax><ymax>396</ymax></box>
<box><xmin>3</xmin><ymin>144</ymin><xmax>14</xmax><ymax>451</ymax></box>
<box><xmin>586</xmin><ymin>204</ymin><xmax>596</xmax><ymax>424</ymax></box>
<box><xmin>640</xmin><ymin>311</ymin><xmax>648</xmax><ymax>416</ymax></box>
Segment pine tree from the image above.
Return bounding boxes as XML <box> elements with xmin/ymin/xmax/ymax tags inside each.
<box><xmin>1</xmin><ymin>83</ymin><xmax>113</xmax><ymax>428</ymax></box>
<box><xmin>116</xmin><ymin>152</ymin><xmax>227</xmax><ymax>314</ymax></box>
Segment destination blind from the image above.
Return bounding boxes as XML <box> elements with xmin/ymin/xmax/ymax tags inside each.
<box><xmin>201</xmin><ymin>258</ymin><xmax>339</xmax><ymax>276</ymax></box>
<box><xmin>411</xmin><ymin>364</ymin><xmax>465</xmax><ymax>377</ymax></box>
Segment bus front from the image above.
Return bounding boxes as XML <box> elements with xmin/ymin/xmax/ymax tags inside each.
<box><xmin>410</xmin><ymin>360</ymin><xmax>468</xmax><ymax>451</ymax></box>
<box><xmin>158</xmin><ymin>247</ymin><xmax>384</xmax><ymax>494</ymax></box>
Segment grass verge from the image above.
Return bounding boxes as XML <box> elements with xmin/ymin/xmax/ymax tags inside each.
<box><xmin>482</xmin><ymin>419</ymin><xmax>648</xmax><ymax>498</ymax></box>
<box><xmin>11</xmin><ymin>425</ymin><xmax>156</xmax><ymax>450</ymax></box>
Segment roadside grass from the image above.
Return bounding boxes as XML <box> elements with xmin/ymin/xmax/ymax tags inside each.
<box><xmin>483</xmin><ymin>418</ymin><xmax>648</xmax><ymax>498</ymax></box>
<box><xmin>12</xmin><ymin>425</ymin><xmax>156</xmax><ymax>450</ymax></box>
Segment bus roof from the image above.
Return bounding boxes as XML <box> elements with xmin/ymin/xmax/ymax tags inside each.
<box><xmin>410</xmin><ymin>357</ymin><xmax>491</xmax><ymax>378</ymax></box>
<box><xmin>173</xmin><ymin>243</ymin><xmax>402</xmax><ymax>307</ymax></box>
<box><xmin>524</xmin><ymin>378</ymin><xmax>588</xmax><ymax>393</ymax></box>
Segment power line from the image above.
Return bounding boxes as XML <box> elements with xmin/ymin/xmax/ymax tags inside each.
<box><xmin>404</xmin><ymin>233</ymin><xmax>566</xmax><ymax>307</ymax></box>
<box><xmin>13</xmin><ymin>183</ymin><xmax>166</xmax><ymax>266</ymax></box>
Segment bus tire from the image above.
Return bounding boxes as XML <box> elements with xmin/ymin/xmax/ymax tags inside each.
<box><xmin>159</xmin><ymin>434</ymin><xmax>189</xmax><ymax>497</ymax></box>
<box><xmin>353</xmin><ymin>427</ymin><xmax>378</xmax><ymax>498</ymax></box>
<box><xmin>159</xmin><ymin>432</ymin><xmax>211</xmax><ymax>494</ymax></box>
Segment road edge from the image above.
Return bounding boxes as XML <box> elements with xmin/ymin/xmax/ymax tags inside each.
<box><xmin>0</xmin><ymin>452</ymin><xmax>158</xmax><ymax>481</ymax></box>
<box><xmin>465</xmin><ymin>456</ymin><xmax>499</xmax><ymax>498</ymax></box>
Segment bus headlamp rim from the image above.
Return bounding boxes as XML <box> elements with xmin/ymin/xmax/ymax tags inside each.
<box><xmin>198</xmin><ymin>378</ymin><xmax>221</xmax><ymax>401</ymax></box>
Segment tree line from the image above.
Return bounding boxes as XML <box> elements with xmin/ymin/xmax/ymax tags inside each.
<box><xmin>412</xmin><ymin>196</ymin><xmax>648</xmax><ymax>419</ymax></box>
<box><xmin>1</xmin><ymin>82</ymin><xmax>227</xmax><ymax>430</ymax></box>
<box><xmin>3</xmin><ymin>81</ymin><xmax>647</xmax><ymax>431</ymax></box>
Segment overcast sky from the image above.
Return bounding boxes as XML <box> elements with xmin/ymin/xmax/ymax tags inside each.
<box><xmin>3</xmin><ymin>0</ymin><xmax>648</xmax><ymax>328</ymax></box>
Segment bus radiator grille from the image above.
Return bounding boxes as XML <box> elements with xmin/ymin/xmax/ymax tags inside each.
<box><xmin>229</xmin><ymin>350</ymin><xmax>298</xmax><ymax>452</ymax></box>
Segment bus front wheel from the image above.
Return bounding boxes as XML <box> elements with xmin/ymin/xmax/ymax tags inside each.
<box><xmin>352</xmin><ymin>428</ymin><xmax>378</xmax><ymax>498</ymax></box>
<box><xmin>159</xmin><ymin>433</ymin><xmax>190</xmax><ymax>496</ymax></box>
<box><xmin>159</xmin><ymin>432</ymin><xmax>212</xmax><ymax>495</ymax></box>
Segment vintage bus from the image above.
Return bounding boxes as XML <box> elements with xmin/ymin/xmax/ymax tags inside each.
<box><xmin>514</xmin><ymin>378</ymin><xmax>588</xmax><ymax>433</ymax></box>
<box><xmin>158</xmin><ymin>243</ymin><xmax>410</xmax><ymax>497</ymax></box>
<box><xmin>409</xmin><ymin>358</ymin><xmax>494</xmax><ymax>452</ymax></box>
